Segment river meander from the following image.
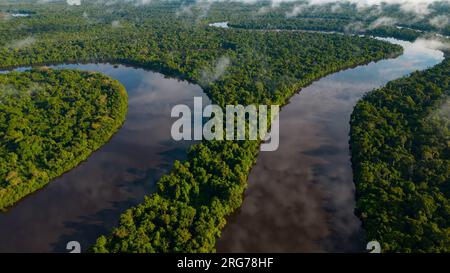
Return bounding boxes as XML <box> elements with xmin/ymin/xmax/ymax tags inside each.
<box><xmin>0</xmin><ymin>36</ymin><xmax>444</xmax><ymax>253</ymax></box>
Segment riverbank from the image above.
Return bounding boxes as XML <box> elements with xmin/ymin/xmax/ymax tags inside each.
<box><xmin>217</xmin><ymin>37</ymin><xmax>445</xmax><ymax>253</ymax></box>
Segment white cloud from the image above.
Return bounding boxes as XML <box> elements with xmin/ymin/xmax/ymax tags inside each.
<box><xmin>413</xmin><ymin>37</ymin><xmax>450</xmax><ymax>50</ymax></box>
<box><xmin>67</xmin><ymin>0</ymin><xmax>81</xmax><ymax>6</ymax></box>
<box><xmin>9</xmin><ymin>37</ymin><xmax>36</xmax><ymax>49</ymax></box>
<box><xmin>201</xmin><ymin>56</ymin><xmax>231</xmax><ymax>85</ymax></box>
<box><xmin>111</xmin><ymin>20</ymin><xmax>121</xmax><ymax>28</ymax></box>
<box><xmin>368</xmin><ymin>16</ymin><xmax>398</xmax><ymax>29</ymax></box>
<box><xmin>330</xmin><ymin>3</ymin><xmax>343</xmax><ymax>12</ymax></box>
<box><xmin>176</xmin><ymin>1</ymin><xmax>212</xmax><ymax>21</ymax></box>
<box><xmin>215</xmin><ymin>1</ymin><xmax>450</xmax><ymax>16</ymax></box>
<box><xmin>429</xmin><ymin>15</ymin><xmax>449</xmax><ymax>28</ymax></box>
<box><xmin>35</xmin><ymin>0</ymin><xmax>450</xmax><ymax>23</ymax></box>
<box><xmin>344</xmin><ymin>21</ymin><xmax>366</xmax><ymax>33</ymax></box>
<box><xmin>133</xmin><ymin>0</ymin><xmax>152</xmax><ymax>5</ymax></box>
<box><xmin>286</xmin><ymin>4</ymin><xmax>308</xmax><ymax>17</ymax></box>
<box><xmin>176</xmin><ymin>5</ymin><xmax>194</xmax><ymax>17</ymax></box>
<box><xmin>308</xmin><ymin>1</ymin><xmax>448</xmax><ymax>15</ymax></box>
<box><xmin>168</xmin><ymin>0</ymin><xmax>450</xmax><ymax>21</ymax></box>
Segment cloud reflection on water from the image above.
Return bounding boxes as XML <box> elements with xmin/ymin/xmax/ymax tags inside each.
<box><xmin>217</xmin><ymin>37</ymin><xmax>445</xmax><ymax>253</ymax></box>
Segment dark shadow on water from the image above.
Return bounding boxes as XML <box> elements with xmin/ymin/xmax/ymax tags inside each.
<box><xmin>303</xmin><ymin>145</ymin><xmax>342</xmax><ymax>157</ymax></box>
<box><xmin>50</xmin><ymin>165</ymin><xmax>158</xmax><ymax>252</ymax></box>
<box><xmin>51</xmin><ymin>144</ymin><xmax>191</xmax><ymax>253</ymax></box>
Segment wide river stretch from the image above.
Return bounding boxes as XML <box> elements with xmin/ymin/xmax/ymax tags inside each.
<box><xmin>217</xmin><ymin>38</ymin><xmax>444</xmax><ymax>252</ymax></box>
<box><xmin>0</xmin><ymin>37</ymin><xmax>444</xmax><ymax>253</ymax></box>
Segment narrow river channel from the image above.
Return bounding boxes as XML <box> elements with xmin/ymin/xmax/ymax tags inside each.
<box><xmin>217</xmin><ymin>38</ymin><xmax>444</xmax><ymax>252</ymax></box>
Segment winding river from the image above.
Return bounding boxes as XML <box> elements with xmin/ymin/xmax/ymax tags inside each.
<box><xmin>0</xmin><ymin>36</ymin><xmax>444</xmax><ymax>253</ymax></box>
<box><xmin>0</xmin><ymin>64</ymin><xmax>208</xmax><ymax>252</ymax></box>
<box><xmin>217</xmin><ymin>38</ymin><xmax>444</xmax><ymax>252</ymax></box>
